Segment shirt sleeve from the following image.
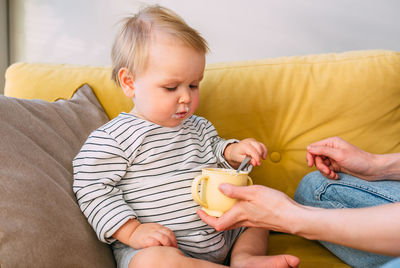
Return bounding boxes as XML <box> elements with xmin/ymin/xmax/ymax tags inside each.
<box><xmin>73</xmin><ymin>129</ymin><xmax>137</xmax><ymax>244</ymax></box>
<box><xmin>204</xmin><ymin>120</ymin><xmax>239</xmax><ymax>169</ymax></box>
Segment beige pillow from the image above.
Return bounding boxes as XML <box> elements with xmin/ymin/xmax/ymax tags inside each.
<box><xmin>0</xmin><ymin>84</ymin><xmax>115</xmax><ymax>267</ymax></box>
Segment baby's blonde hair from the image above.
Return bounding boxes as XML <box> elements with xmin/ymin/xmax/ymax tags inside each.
<box><xmin>111</xmin><ymin>5</ymin><xmax>209</xmax><ymax>85</ymax></box>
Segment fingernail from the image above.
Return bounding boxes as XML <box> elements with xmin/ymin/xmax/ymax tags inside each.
<box><xmin>219</xmin><ymin>184</ymin><xmax>228</xmax><ymax>192</ymax></box>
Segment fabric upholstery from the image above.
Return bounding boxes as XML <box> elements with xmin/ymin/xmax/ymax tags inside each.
<box><xmin>0</xmin><ymin>84</ymin><xmax>115</xmax><ymax>267</ymax></box>
<box><xmin>4</xmin><ymin>63</ymin><xmax>133</xmax><ymax>119</ymax></box>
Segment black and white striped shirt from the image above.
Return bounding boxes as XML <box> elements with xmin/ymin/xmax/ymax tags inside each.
<box><xmin>73</xmin><ymin>113</ymin><xmax>237</xmax><ymax>254</ymax></box>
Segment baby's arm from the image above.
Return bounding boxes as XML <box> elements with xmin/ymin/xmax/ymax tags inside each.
<box><xmin>224</xmin><ymin>138</ymin><xmax>267</xmax><ymax>169</ymax></box>
<box><xmin>112</xmin><ymin>219</ymin><xmax>177</xmax><ymax>249</ymax></box>
<box><xmin>74</xmin><ymin>129</ymin><xmax>176</xmax><ymax>247</ymax></box>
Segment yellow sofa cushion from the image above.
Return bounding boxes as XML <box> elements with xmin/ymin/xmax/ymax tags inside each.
<box><xmin>5</xmin><ymin>63</ymin><xmax>133</xmax><ymax>119</ymax></box>
<box><xmin>6</xmin><ymin>50</ymin><xmax>400</xmax><ymax>198</ymax></box>
<box><xmin>198</xmin><ymin>50</ymin><xmax>400</xmax><ymax>197</ymax></box>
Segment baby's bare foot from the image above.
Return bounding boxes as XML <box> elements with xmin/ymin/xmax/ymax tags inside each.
<box><xmin>231</xmin><ymin>254</ymin><xmax>300</xmax><ymax>268</ymax></box>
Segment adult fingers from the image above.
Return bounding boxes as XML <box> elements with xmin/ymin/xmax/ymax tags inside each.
<box><xmin>197</xmin><ymin>208</ymin><xmax>248</xmax><ymax>231</ymax></box>
<box><xmin>218</xmin><ymin>184</ymin><xmax>255</xmax><ymax>201</ymax></box>
<box><xmin>322</xmin><ymin>156</ymin><xmax>331</xmax><ymax>166</ymax></box>
<box><xmin>307</xmin><ymin>145</ymin><xmax>340</xmax><ymax>162</ymax></box>
<box><xmin>306</xmin><ymin>151</ymin><xmax>315</xmax><ymax>167</ymax></box>
<box><xmin>319</xmin><ymin>164</ymin><xmax>338</xmax><ymax>180</ymax></box>
<box><xmin>307</xmin><ymin>137</ymin><xmax>337</xmax><ymax>148</ymax></box>
<box><xmin>315</xmin><ymin>156</ymin><xmax>330</xmax><ymax>174</ymax></box>
<box><xmin>197</xmin><ymin>209</ymin><xmax>220</xmax><ymax>228</ymax></box>
<box><xmin>330</xmin><ymin>171</ymin><xmax>339</xmax><ymax>180</ymax></box>
<box><xmin>215</xmin><ymin>204</ymin><xmax>251</xmax><ymax>230</ymax></box>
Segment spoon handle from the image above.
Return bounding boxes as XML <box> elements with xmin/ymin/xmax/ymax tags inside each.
<box><xmin>236</xmin><ymin>156</ymin><xmax>251</xmax><ymax>173</ymax></box>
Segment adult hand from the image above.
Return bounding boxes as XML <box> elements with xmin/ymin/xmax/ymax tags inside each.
<box><xmin>197</xmin><ymin>184</ymin><xmax>298</xmax><ymax>232</ymax></box>
<box><xmin>306</xmin><ymin>136</ymin><xmax>377</xmax><ymax>181</ymax></box>
<box><xmin>198</xmin><ymin>183</ymin><xmax>400</xmax><ymax>257</ymax></box>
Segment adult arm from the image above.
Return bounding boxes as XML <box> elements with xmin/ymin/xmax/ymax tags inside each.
<box><xmin>198</xmin><ymin>184</ymin><xmax>400</xmax><ymax>256</ymax></box>
<box><xmin>306</xmin><ymin>136</ymin><xmax>400</xmax><ymax>181</ymax></box>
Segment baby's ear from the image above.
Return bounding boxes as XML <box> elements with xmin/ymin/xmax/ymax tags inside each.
<box><xmin>118</xmin><ymin>68</ymin><xmax>135</xmax><ymax>98</ymax></box>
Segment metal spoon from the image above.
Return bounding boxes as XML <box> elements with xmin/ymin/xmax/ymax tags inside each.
<box><xmin>236</xmin><ymin>156</ymin><xmax>251</xmax><ymax>173</ymax></box>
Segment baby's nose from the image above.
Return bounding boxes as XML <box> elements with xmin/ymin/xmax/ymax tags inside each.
<box><xmin>178</xmin><ymin>88</ymin><xmax>191</xmax><ymax>103</ymax></box>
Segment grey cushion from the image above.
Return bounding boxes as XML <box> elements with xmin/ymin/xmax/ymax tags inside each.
<box><xmin>0</xmin><ymin>84</ymin><xmax>116</xmax><ymax>267</ymax></box>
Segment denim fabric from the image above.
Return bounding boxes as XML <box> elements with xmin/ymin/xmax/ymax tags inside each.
<box><xmin>380</xmin><ymin>257</ymin><xmax>400</xmax><ymax>268</ymax></box>
<box><xmin>112</xmin><ymin>242</ymin><xmax>137</xmax><ymax>268</ymax></box>
<box><xmin>294</xmin><ymin>171</ymin><xmax>400</xmax><ymax>268</ymax></box>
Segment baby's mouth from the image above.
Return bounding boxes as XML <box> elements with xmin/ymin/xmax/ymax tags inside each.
<box><xmin>172</xmin><ymin>107</ymin><xmax>189</xmax><ymax>119</ymax></box>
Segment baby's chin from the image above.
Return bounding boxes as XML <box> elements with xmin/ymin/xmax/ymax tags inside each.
<box><xmin>151</xmin><ymin>117</ymin><xmax>183</xmax><ymax>128</ymax></box>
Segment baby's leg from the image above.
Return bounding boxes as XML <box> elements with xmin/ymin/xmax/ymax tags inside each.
<box><xmin>230</xmin><ymin>228</ymin><xmax>300</xmax><ymax>268</ymax></box>
<box><xmin>129</xmin><ymin>246</ymin><xmax>227</xmax><ymax>268</ymax></box>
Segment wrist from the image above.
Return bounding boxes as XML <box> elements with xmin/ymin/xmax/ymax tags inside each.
<box><xmin>128</xmin><ymin>219</ymin><xmax>141</xmax><ymax>239</ymax></box>
<box><xmin>112</xmin><ymin>218</ymin><xmax>141</xmax><ymax>246</ymax></box>
<box><xmin>374</xmin><ymin>153</ymin><xmax>400</xmax><ymax>180</ymax></box>
<box><xmin>285</xmin><ymin>203</ymin><xmax>320</xmax><ymax>239</ymax></box>
<box><xmin>269</xmin><ymin>197</ymin><xmax>307</xmax><ymax>235</ymax></box>
<box><xmin>223</xmin><ymin>143</ymin><xmax>233</xmax><ymax>160</ymax></box>
<box><xmin>223</xmin><ymin>142</ymin><xmax>240</xmax><ymax>167</ymax></box>
<box><xmin>289</xmin><ymin>203</ymin><xmax>347</xmax><ymax>241</ymax></box>
<box><xmin>368</xmin><ymin>153</ymin><xmax>383</xmax><ymax>179</ymax></box>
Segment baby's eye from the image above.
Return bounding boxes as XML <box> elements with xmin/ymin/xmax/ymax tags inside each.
<box><xmin>190</xmin><ymin>84</ymin><xmax>199</xmax><ymax>89</ymax></box>
<box><xmin>165</xmin><ymin>86</ymin><xmax>177</xmax><ymax>91</ymax></box>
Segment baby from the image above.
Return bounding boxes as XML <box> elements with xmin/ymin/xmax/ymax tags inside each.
<box><xmin>73</xmin><ymin>5</ymin><xmax>299</xmax><ymax>268</ymax></box>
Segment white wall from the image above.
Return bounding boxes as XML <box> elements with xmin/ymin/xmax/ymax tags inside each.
<box><xmin>0</xmin><ymin>0</ymin><xmax>8</xmax><ymax>93</ymax></box>
<box><xmin>8</xmin><ymin>0</ymin><xmax>400</xmax><ymax>67</ymax></box>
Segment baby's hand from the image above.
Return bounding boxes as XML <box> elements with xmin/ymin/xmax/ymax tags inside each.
<box><xmin>225</xmin><ymin>138</ymin><xmax>267</xmax><ymax>168</ymax></box>
<box><xmin>130</xmin><ymin>223</ymin><xmax>177</xmax><ymax>249</ymax></box>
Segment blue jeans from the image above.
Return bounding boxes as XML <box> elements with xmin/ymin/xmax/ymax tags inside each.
<box><xmin>381</xmin><ymin>257</ymin><xmax>400</xmax><ymax>268</ymax></box>
<box><xmin>294</xmin><ymin>171</ymin><xmax>400</xmax><ymax>268</ymax></box>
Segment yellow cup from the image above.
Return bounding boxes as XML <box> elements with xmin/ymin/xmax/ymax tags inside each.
<box><xmin>191</xmin><ymin>168</ymin><xmax>253</xmax><ymax>217</ymax></box>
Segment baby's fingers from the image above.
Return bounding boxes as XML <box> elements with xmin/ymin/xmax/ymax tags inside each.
<box><xmin>155</xmin><ymin>228</ymin><xmax>178</xmax><ymax>248</ymax></box>
<box><xmin>256</xmin><ymin>142</ymin><xmax>268</xmax><ymax>159</ymax></box>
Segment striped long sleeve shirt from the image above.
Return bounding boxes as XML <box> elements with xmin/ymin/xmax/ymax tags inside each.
<box><xmin>73</xmin><ymin>113</ymin><xmax>238</xmax><ymax>255</ymax></box>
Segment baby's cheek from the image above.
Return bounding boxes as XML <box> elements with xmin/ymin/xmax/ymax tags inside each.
<box><xmin>191</xmin><ymin>98</ymin><xmax>199</xmax><ymax>111</ymax></box>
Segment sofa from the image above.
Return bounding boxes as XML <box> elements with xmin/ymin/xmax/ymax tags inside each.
<box><xmin>1</xmin><ymin>50</ymin><xmax>399</xmax><ymax>267</ymax></box>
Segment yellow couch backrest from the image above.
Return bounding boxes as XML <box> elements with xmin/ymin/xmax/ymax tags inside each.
<box><xmin>5</xmin><ymin>50</ymin><xmax>400</xmax><ymax>197</ymax></box>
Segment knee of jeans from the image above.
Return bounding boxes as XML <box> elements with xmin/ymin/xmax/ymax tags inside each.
<box><xmin>294</xmin><ymin>171</ymin><xmax>326</xmax><ymax>205</ymax></box>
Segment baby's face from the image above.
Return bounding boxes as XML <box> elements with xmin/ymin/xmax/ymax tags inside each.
<box><xmin>130</xmin><ymin>33</ymin><xmax>205</xmax><ymax>127</ymax></box>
